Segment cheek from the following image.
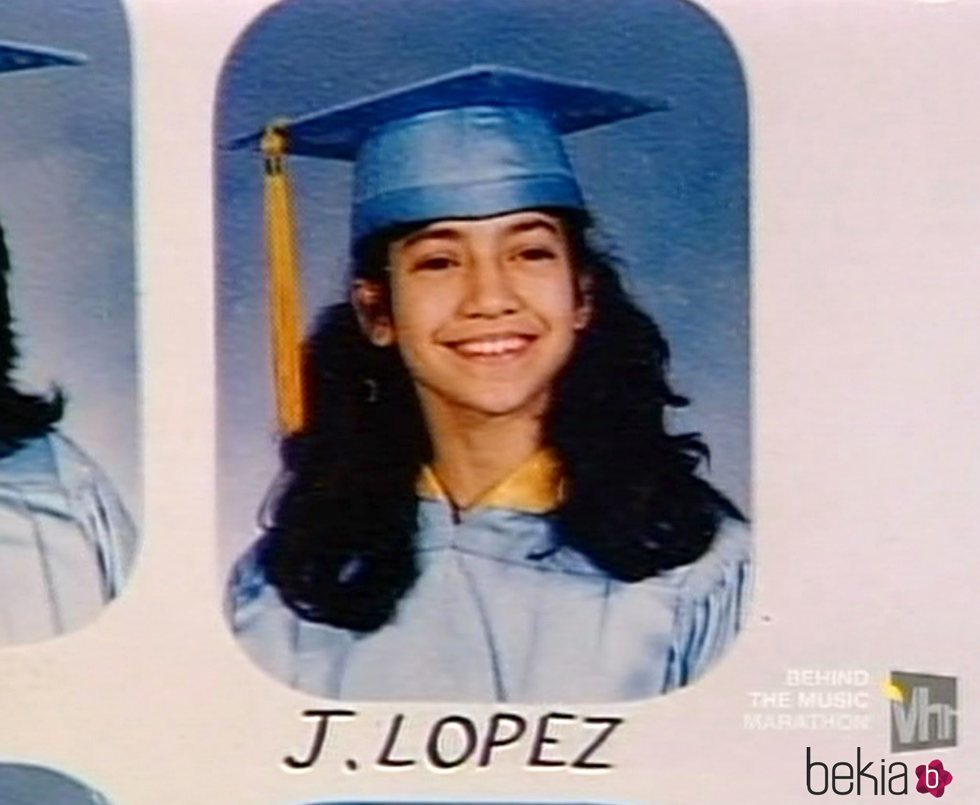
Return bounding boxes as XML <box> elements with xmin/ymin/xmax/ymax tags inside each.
<box><xmin>526</xmin><ymin>274</ymin><xmax>584</xmax><ymax>332</ymax></box>
<box><xmin>389</xmin><ymin>280</ymin><xmax>453</xmax><ymax>351</ymax></box>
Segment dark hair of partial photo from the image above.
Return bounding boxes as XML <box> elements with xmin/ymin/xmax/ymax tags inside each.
<box><xmin>0</xmin><ymin>221</ymin><xmax>63</xmax><ymax>450</ymax></box>
<box><xmin>257</xmin><ymin>209</ymin><xmax>745</xmax><ymax>632</ymax></box>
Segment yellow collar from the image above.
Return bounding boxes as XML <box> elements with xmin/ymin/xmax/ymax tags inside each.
<box><xmin>417</xmin><ymin>449</ymin><xmax>563</xmax><ymax>514</ymax></box>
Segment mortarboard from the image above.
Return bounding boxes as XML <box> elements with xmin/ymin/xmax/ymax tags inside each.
<box><xmin>229</xmin><ymin>65</ymin><xmax>665</xmax><ymax>434</ymax></box>
<box><xmin>0</xmin><ymin>40</ymin><xmax>85</xmax><ymax>75</ymax></box>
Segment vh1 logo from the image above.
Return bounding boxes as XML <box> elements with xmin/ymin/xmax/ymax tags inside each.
<box><xmin>890</xmin><ymin>672</ymin><xmax>957</xmax><ymax>753</ymax></box>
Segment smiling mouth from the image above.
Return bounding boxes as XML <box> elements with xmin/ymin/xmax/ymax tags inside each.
<box><xmin>445</xmin><ymin>334</ymin><xmax>536</xmax><ymax>360</ymax></box>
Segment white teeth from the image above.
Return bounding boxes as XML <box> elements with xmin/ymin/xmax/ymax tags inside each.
<box><xmin>453</xmin><ymin>336</ymin><xmax>528</xmax><ymax>356</ymax></box>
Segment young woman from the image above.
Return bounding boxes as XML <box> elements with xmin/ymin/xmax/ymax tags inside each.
<box><xmin>0</xmin><ymin>42</ymin><xmax>136</xmax><ymax>644</ymax></box>
<box><xmin>228</xmin><ymin>66</ymin><xmax>750</xmax><ymax>701</ymax></box>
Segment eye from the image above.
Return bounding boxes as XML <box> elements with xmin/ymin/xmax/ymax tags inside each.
<box><xmin>411</xmin><ymin>254</ymin><xmax>460</xmax><ymax>272</ymax></box>
<box><xmin>513</xmin><ymin>246</ymin><xmax>558</xmax><ymax>263</ymax></box>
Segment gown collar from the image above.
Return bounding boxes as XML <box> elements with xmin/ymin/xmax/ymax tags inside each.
<box><xmin>414</xmin><ymin>451</ymin><xmax>611</xmax><ymax>577</ymax></box>
<box><xmin>416</xmin><ymin>449</ymin><xmax>563</xmax><ymax>514</ymax></box>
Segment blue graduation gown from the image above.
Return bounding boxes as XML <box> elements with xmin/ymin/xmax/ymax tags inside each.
<box><xmin>228</xmin><ymin>458</ymin><xmax>751</xmax><ymax>702</ymax></box>
<box><xmin>0</xmin><ymin>433</ymin><xmax>136</xmax><ymax>645</ymax></box>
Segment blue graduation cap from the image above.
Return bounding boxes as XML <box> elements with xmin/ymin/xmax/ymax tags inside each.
<box><xmin>231</xmin><ymin>64</ymin><xmax>664</xmax><ymax>243</ymax></box>
<box><xmin>0</xmin><ymin>40</ymin><xmax>86</xmax><ymax>75</ymax></box>
<box><xmin>230</xmin><ymin>65</ymin><xmax>666</xmax><ymax>435</ymax></box>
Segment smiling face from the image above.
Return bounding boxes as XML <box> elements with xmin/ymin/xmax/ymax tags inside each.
<box><xmin>356</xmin><ymin>210</ymin><xmax>591</xmax><ymax>424</ymax></box>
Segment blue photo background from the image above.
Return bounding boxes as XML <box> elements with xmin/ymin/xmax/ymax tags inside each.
<box><xmin>0</xmin><ymin>0</ymin><xmax>138</xmax><ymax>519</ymax></box>
<box><xmin>216</xmin><ymin>0</ymin><xmax>747</xmax><ymax>561</ymax></box>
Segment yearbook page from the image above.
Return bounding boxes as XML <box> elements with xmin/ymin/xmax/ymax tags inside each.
<box><xmin>0</xmin><ymin>0</ymin><xmax>975</xmax><ymax>802</ymax></box>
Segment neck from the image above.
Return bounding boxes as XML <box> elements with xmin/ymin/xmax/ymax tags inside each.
<box><xmin>420</xmin><ymin>395</ymin><xmax>546</xmax><ymax>509</ymax></box>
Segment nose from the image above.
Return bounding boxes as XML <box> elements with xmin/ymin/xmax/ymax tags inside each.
<box><xmin>458</xmin><ymin>249</ymin><xmax>520</xmax><ymax>319</ymax></box>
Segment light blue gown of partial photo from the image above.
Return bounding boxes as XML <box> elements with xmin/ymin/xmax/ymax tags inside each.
<box><xmin>228</xmin><ymin>453</ymin><xmax>751</xmax><ymax>702</ymax></box>
<box><xmin>0</xmin><ymin>764</ymin><xmax>111</xmax><ymax>805</ymax></box>
<box><xmin>0</xmin><ymin>433</ymin><xmax>136</xmax><ymax>645</ymax></box>
<box><xmin>0</xmin><ymin>763</ymin><xmax>109</xmax><ymax>805</ymax></box>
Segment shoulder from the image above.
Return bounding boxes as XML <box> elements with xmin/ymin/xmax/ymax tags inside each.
<box><xmin>226</xmin><ymin>537</ymin><xmax>273</xmax><ymax>614</ymax></box>
<box><xmin>57</xmin><ymin>433</ymin><xmax>138</xmax><ymax>586</ymax></box>
<box><xmin>0</xmin><ymin>432</ymin><xmax>58</xmax><ymax>481</ymax></box>
<box><xmin>6</xmin><ymin>431</ymin><xmax>120</xmax><ymax>495</ymax></box>
<box><xmin>660</xmin><ymin>516</ymin><xmax>752</xmax><ymax>689</ymax></box>
<box><xmin>225</xmin><ymin>538</ymin><xmax>356</xmax><ymax>695</ymax></box>
<box><xmin>610</xmin><ymin>516</ymin><xmax>752</xmax><ymax>599</ymax></box>
<box><xmin>226</xmin><ymin>537</ymin><xmax>302</xmax><ymax>640</ymax></box>
<box><xmin>46</xmin><ymin>432</ymin><xmax>108</xmax><ymax>484</ymax></box>
<box><xmin>47</xmin><ymin>431</ymin><xmax>135</xmax><ymax>523</ymax></box>
<box><xmin>0</xmin><ymin>431</ymin><xmax>137</xmax><ymax>593</ymax></box>
<box><xmin>673</xmin><ymin>516</ymin><xmax>752</xmax><ymax>599</ymax></box>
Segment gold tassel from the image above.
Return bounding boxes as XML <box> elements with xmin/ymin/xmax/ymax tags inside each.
<box><xmin>262</xmin><ymin>124</ymin><xmax>305</xmax><ymax>434</ymax></box>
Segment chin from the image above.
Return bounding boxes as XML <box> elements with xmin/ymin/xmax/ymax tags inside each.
<box><xmin>433</xmin><ymin>382</ymin><xmax>551</xmax><ymax>420</ymax></box>
<box><xmin>466</xmin><ymin>396</ymin><xmax>543</xmax><ymax>418</ymax></box>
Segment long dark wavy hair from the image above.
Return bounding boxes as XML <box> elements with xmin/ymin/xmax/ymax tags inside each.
<box><xmin>258</xmin><ymin>210</ymin><xmax>744</xmax><ymax>632</ymax></box>
<box><xmin>0</xmin><ymin>220</ymin><xmax>63</xmax><ymax>450</ymax></box>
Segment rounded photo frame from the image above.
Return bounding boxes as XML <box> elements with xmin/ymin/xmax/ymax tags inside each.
<box><xmin>216</xmin><ymin>0</ymin><xmax>750</xmax><ymax>703</ymax></box>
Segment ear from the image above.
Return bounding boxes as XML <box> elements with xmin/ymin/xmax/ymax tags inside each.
<box><xmin>573</xmin><ymin>272</ymin><xmax>594</xmax><ymax>330</ymax></box>
<box><xmin>351</xmin><ymin>279</ymin><xmax>395</xmax><ymax>346</ymax></box>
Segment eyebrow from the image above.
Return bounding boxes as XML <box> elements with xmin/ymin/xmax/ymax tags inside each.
<box><xmin>400</xmin><ymin>216</ymin><xmax>562</xmax><ymax>250</ymax></box>
<box><xmin>505</xmin><ymin>218</ymin><xmax>562</xmax><ymax>238</ymax></box>
<box><xmin>400</xmin><ymin>227</ymin><xmax>464</xmax><ymax>249</ymax></box>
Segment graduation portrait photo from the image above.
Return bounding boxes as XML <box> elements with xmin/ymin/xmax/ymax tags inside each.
<box><xmin>0</xmin><ymin>2</ymin><xmax>139</xmax><ymax>646</ymax></box>
<box><xmin>217</xmin><ymin>0</ymin><xmax>750</xmax><ymax>702</ymax></box>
